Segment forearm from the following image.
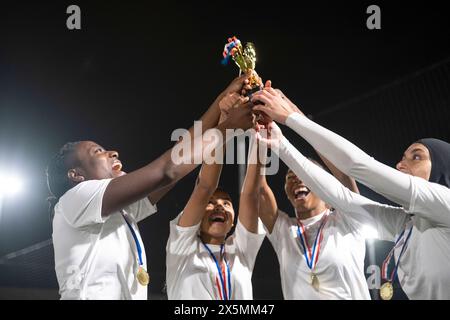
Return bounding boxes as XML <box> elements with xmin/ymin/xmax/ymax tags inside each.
<box><xmin>258</xmin><ymin>179</ymin><xmax>278</xmax><ymax>234</ymax></box>
<box><xmin>274</xmin><ymin>136</ymin><xmax>363</xmax><ymax>214</ymax></box>
<box><xmin>285</xmin><ymin>112</ymin><xmax>412</xmax><ymax>206</ymax></box>
<box><xmin>317</xmin><ymin>151</ymin><xmax>359</xmax><ymax>193</ymax></box>
<box><xmin>102</xmin><ymin>149</ymin><xmax>178</xmax><ymax>216</ymax></box>
<box><xmin>239</xmin><ymin>136</ymin><xmax>263</xmax><ymax>233</ymax></box>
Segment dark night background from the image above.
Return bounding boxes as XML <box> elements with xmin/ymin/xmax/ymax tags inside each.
<box><xmin>0</xmin><ymin>1</ymin><xmax>449</xmax><ymax>299</ymax></box>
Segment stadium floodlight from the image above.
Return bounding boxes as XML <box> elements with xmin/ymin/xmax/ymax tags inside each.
<box><xmin>0</xmin><ymin>172</ymin><xmax>24</xmax><ymax>197</ymax></box>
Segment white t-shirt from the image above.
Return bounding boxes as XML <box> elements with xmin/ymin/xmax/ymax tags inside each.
<box><xmin>166</xmin><ymin>213</ymin><xmax>266</xmax><ymax>300</ymax></box>
<box><xmin>285</xmin><ymin>112</ymin><xmax>450</xmax><ymax>299</ymax></box>
<box><xmin>52</xmin><ymin>179</ymin><xmax>157</xmax><ymax>300</ymax></box>
<box><xmin>267</xmin><ymin>209</ymin><xmax>371</xmax><ymax>300</ymax></box>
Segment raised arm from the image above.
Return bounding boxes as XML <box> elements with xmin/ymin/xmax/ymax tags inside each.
<box><xmin>258</xmin><ymin>83</ymin><xmax>359</xmax><ymax>194</ymax></box>
<box><xmin>250</xmin><ymin>125</ymin><xmax>279</xmax><ymax>233</ymax></box>
<box><xmin>178</xmin><ymin>161</ymin><xmax>223</xmax><ymax>227</ymax></box>
<box><xmin>177</xmin><ymin>94</ymin><xmax>249</xmax><ymax>227</ymax></box>
<box><xmin>146</xmin><ymin>74</ymin><xmax>252</xmax><ymax>205</ymax></box>
<box><xmin>101</xmin><ymin>76</ymin><xmax>254</xmax><ymax>217</ymax></box>
<box><xmin>255</xmin><ymin>121</ymin><xmax>409</xmax><ymax>240</ymax></box>
<box><xmin>238</xmin><ymin>132</ymin><xmax>264</xmax><ymax>233</ymax></box>
<box><xmin>252</xmin><ymin>87</ymin><xmax>450</xmax><ymax>227</ymax></box>
<box><xmin>317</xmin><ymin>152</ymin><xmax>359</xmax><ymax>194</ymax></box>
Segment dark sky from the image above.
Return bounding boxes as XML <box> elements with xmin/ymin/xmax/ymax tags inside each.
<box><xmin>0</xmin><ymin>1</ymin><xmax>449</xmax><ymax>298</ymax></box>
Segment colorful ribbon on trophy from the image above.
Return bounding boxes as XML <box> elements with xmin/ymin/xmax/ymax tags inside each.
<box><xmin>201</xmin><ymin>242</ymin><xmax>232</xmax><ymax>300</ymax></box>
<box><xmin>381</xmin><ymin>221</ymin><xmax>414</xmax><ymax>283</ymax></box>
<box><xmin>221</xmin><ymin>36</ymin><xmax>241</xmax><ymax>65</ymax></box>
<box><xmin>296</xmin><ymin>210</ymin><xmax>330</xmax><ymax>270</ymax></box>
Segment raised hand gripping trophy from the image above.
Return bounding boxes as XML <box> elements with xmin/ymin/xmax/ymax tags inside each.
<box><xmin>222</xmin><ymin>36</ymin><xmax>263</xmax><ymax>97</ymax></box>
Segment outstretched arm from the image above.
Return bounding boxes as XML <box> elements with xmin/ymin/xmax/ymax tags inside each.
<box><xmin>254</xmin><ymin>83</ymin><xmax>359</xmax><ymax>194</ymax></box>
<box><xmin>178</xmin><ymin>94</ymin><xmax>249</xmax><ymax>227</ymax></box>
<box><xmin>256</xmin><ymin>121</ymin><xmax>409</xmax><ymax>240</ymax></box>
<box><xmin>238</xmin><ymin>132</ymin><xmax>264</xmax><ymax>233</ymax></box>
<box><xmin>253</xmin><ymin>88</ymin><xmax>450</xmax><ymax>227</ymax></box>
<box><xmin>317</xmin><ymin>152</ymin><xmax>359</xmax><ymax>194</ymax></box>
<box><xmin>101</xmin><ymin>76</ymin><xmax>255</xmax><ymax>217</ymax></box>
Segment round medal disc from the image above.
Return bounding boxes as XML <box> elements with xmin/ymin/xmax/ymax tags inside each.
<box><xmin>137</xmin><ymin>267</ymin><xmax>150</xmax><ymax>286</ymax></box>
<box><xmin>380</xmin><ymin>282</ymin><xmax>394</xmax><ymax>300</ymax></box>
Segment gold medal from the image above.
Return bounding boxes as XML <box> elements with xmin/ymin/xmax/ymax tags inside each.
<box><xmin>137</xmin><ymin>266</ymin><xmax>150</xmax><ymax>286</ymax></box>
<box><xmin>380</xmin><ymin>282</ymin><xmax>394</xmax><ymax>300</ymax></box>
<box><xmin>311</xmin><ymin>273</ymin><xmax>320</xmax><ymax>290</ymax></box>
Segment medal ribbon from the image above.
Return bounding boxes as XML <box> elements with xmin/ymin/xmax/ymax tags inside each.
<box><xmin>201</xmin><ymin>242</ymin><xmax>231</xmax><ymax>300</ymax></box>
<box><xmin>381</xmin><ymin>221</ymin><xmax>413</xmax><ymax>282</ymax></box>
<box><xmin>296</xmin><ymin>210</ymin><xmax>330</xmax><ymax>270</ymax></box>
<box><xmin>122</xmin><ymin>213</ymin><xmax>144</xmax><ymax>267</ymax></box>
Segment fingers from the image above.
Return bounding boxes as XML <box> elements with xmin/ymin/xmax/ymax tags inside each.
<box><xmin>252</xmin><ymin>104</ymin><xmax>270</xmax><ymax>115</ymax></box>
<box><xmin>233</xmin><ymin>96</ymin><xmax>250</xmax><ymax>108</ymax></box>
<box><xmin>265</xmin><ymin>86</ymin><xmax>279</xmax><ymax>96</ymax></box>
<box><xmin>219</xmin><ymin>92</ymin><xmax>241</xmax><ymax>111</ymax></box>
<box><xmin>264</xmin><ymin>80</ymin><xmax>272</xmax><ymax>88</ymax></box>
<box><xmin>251</xmin><ymin>91</ymin><xmax>272</xmax><ymax>105</ymax></box>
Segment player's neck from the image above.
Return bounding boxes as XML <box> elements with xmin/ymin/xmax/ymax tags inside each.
<box><xmin>200</xmin><ymin>234</ymin><xmax>225</xmax><ymax>245</ymax></box>
<box><xmin>296</xmin><ymin>206</ymin><xmax>327</xmax><ymax>221</ymax></box>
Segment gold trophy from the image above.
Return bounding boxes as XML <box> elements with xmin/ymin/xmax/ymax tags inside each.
<box><xmin>222</xmin><ymin>36</ymin><xmax>263</xmax><ymax>97</ymax></box>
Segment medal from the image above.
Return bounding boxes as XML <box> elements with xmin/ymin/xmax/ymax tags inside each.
<box><xmin>380</xmin><ymin>282</ymin><xmax>394</xmax><ymax>300</ymax></box>
<box><xmin>380</xmin><ymin>222</ymin><xmax>413</xmax><ymax>300</ymax></box>
<box><xmin>297</xmin><ymin>210</ymin><xmax>330</xmax><ymax>291</ymax></box>
<box><xmin>311</xmin><ymin>273</ymin><xmax>319</xmax><ymax>290</ymax></box>
<box><xmin>137</xmin><ymin>266</ymin><xmax>150</xmax><ymax>286</ymax></box>
<box><xmin>122</xmin><ymin>212</ymin><xmax>150</xmax><ymax>287</ymax></box>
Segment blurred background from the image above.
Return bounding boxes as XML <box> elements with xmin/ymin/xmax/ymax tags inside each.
<box><xmin>0</xmin><ymin>0</ymin><xmax>449</xmax><ymax>299</ymax></box>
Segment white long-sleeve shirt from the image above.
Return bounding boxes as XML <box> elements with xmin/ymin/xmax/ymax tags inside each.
<box><xmin>272</xmin><ymin>137</ymin><xmax>408</xmax><ymax>299</ymax></box>
<box><xmin>283</xmin><ymin>112</ymin><xmax>450</xmax><ymax>299</ymax></box>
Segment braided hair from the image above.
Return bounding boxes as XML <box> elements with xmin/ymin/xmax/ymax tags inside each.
<box><xmin>46</xmin><ymin>141</ymin><xmax>81</xmax><ymax>210</ymax></box>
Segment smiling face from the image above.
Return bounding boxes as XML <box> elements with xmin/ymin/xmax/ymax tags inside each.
<box><xmin>284</xmin><ymin>169</ymin><xmax>327</xmax><ymax>217</ymax></box>
<box><xmin>200</xmin><ymin>189</ymin><xmax>235</xmax><ymax>244</ymax></box>
<box><xmin>69</xmin><ymin>141</ymin><xmax>123</xmax><ymax>182</ymax></box>
<box><xmin>396</xmin><ymin>143</ymin><xmax>432</xmax><ymax>180</ymax></box>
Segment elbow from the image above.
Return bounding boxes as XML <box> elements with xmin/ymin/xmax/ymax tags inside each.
<box><xmin>162</xmin><ymin>163</ymin><xmax>180</xmax><ymax>188</ymax></box>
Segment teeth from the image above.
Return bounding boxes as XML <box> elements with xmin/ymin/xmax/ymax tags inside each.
<box><xmin>210</xmin><ymin>213</ymin><xmax>226</xmax><ymax>223</ymax></box>
<box><xmin>294</xmin><ymin>186</ymin><xmax>310</xmax><ymax>199</ymax></box>
<box><xmin>113</xmin><ymin>163</ymin><xmax>122</xmax><ymax>171</ymax></box>
<box><xmin>294</xmin><ymin>187</ymin><xmax>309</xmax><ymax>195</ymax></box>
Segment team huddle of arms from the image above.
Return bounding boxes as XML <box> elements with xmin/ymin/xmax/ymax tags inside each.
<box><xmin>47</xmin><ymin>68</ymin><xmax>450</xmax><ymax>300</ymax></box>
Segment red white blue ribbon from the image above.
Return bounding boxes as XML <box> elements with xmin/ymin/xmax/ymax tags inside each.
<box><xmin>201</xmin><ymin>242</ymin><xmax>232</xmax><ymax>300</ymax></box>
<box><xmin>381</xmin><ymin>220</ymin><xmax>414</xmax><ymax>282</ymax></box>
<box><xmin>296</xmin><ymin>210</ymin><xmax>330</xmax><ymax>270</ymax></box>
<box><xmin>221</xmin><ymin>36</ymin><xmax>241</xmax><ymax>65</ymax></box>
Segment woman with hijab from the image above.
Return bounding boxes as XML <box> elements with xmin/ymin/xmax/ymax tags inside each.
<box><xmin>251</xmin><ymin>85</ymin><xmax>450</xmax><ymax>299</ymax></box>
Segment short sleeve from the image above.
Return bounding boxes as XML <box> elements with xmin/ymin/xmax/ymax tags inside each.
<box><xmin>234</xmin><ymin>218</ymin><xmax>266</xmax><ymax>269</ymax></box>
<box><xmin>56</xmin><ymin>179</ymin><xmax>111</xmax><ymax>228</ymax></box>
<box><xmin>265</xmin><ymin>210</ymin><xmax>291</xmax><ymax>252</ymax></box>
<box><xmin>166</xmin><ymin>212</ymin><xmax>201</xmax><ymax>257</ymax></box>
<box><xmin>123</xmin><ymin>198</ymin><xmax>158</xmax><ymax>223</ymax></box>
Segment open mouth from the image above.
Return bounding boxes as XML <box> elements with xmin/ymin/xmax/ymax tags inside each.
<box><xmin>209</xmin><ymin>212</ymin><xmax>227</xmax><ymax>224</ymax></box>
<box><xmin>112</xmin><ymin>161</ymin><xmax>122</xmax><ymax>171</ymax></box>
<box><xmin>294</xmin><ymin>186</ymin><xmax>310</xmax><ymax>200</ymax></box>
